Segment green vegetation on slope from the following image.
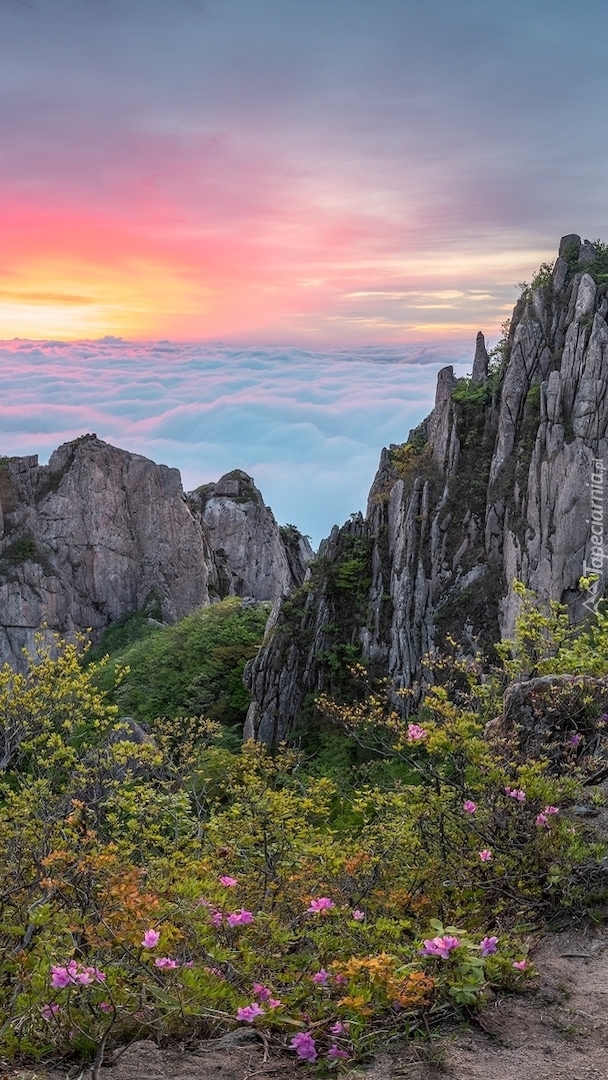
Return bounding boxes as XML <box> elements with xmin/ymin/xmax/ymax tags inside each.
<box><xmin>0</xmin><ymin>588</ymin><xmax>606</xmax><ymax>1069</ymax></box>
<box><xmin>93</xmin><ymin>597</ymin><xmax>269</xmax><ymax>731</ymax></box>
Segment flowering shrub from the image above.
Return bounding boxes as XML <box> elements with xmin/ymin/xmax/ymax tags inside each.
<box><xmin>0</xmin><ymin>632</ymin><xmax>602</xmax><ymax>1070</ymax></box>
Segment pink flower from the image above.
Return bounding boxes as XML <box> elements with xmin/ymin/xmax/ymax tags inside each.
<box><xmin>41</xmin><ymin>1003</ymin><xmax>61</xmax><ymax>1020</ymax></box>
<box><xmin>50</xmin><ymin>962</ymin><xmax>105</xmax><ymax>988</ymax></box>
<box><xmin>98</xmin><ymin>1002</ymin><xmax>113</xmax><ymax>1013</ymax></box>
<box><xmin>327</xmin><ymin>1046</ymin><xmax>351</xmax><ymax>1060</ymax></box>
<box><xmin>334</xmin><ymin>974</ymin><xmax>348</xmax><ymax>986</ymax></box>
<box><xmin>463</xmin><ymin>800</ymin><xmax>477</xmax><ymax>813</ymax></box>
<box><xmin>420</xmin><ymin>934</ymin><xmax>460</xmax><ymax>959</ymax></box>
<box><xmin>512</xmin><ymin>959</ymin><xmax>530</xmax><ymax>970</ymax></box>
<box><xmin>267</xmin><ymin>998</ymin><xmax>283</xmax><ymax>1008</ymax></box>
<box><xmin>504</xmin><ymin>787</ymin><xmax>526</xmax><ymax>802</ymax></box>
<box><xmin>75</xmin><ymin>969</ymin><xmax>94</xmax><ymax>985</ymax></box>
<box><xmin>227</xmin><ymin>909</ymin><xmax>254</xmax><ymax>927</ymax></box>
<box><xmin>142</xmin><ymin>929</ymin><xmax>160</xmax><ymax>949</ymax></box>
<box><xmin>544</xmin><ymin>805</ymin><xmax>560</xmax><ymax>815</ymax></box>
<box><xmin>479</xmin><ymin>849</ymin><xmax>493</xmax><ymax>862</ymax></box>
<box><xmin>312</xmin><ymin>969</ymin><xmax>330</xmax><ymax>985</ymax></box>
<box><xmin>237</xmin><ymin>1003</ymin><xmax>265</xmax><ymax>1022</ymax></box>
<box><xmin>568</xmin><ymin>733</ymin><xmax>583</xmax><ymax>747</ymax></box>
<box><xmin>211</xmin><ymin>909</ymin><xmax>224</xmax><ymax>927</ymax></box>
<box><xmin>479</xmin><ymin>936</ymin><xmax>499</xmax><ymax>957</ymax></box>
<box><xmin>306</xmin><ymin>897</ymin><xmax>335</xmax><ymax>913</ymax></box>
<box><xmin>290</xmin><ymin>1032</ymin><xmax>318</xmax><ymax>1062</ymax></box>
<box><xmin>50</xmin><ymin>966</ymin><xmax>71</xmax><ymax>988</ymax></box>
<box><xmin>407</xmin><ymin>723</ymin><xmax>428</xmax><ymax>742</ymax></box>
<box><xmin>219</xmin><ymin>875</ymin><xmax>238</xmax><ymax>886</ymax></box>
<box><xmin>536</xmin><ymin>813</ymin><xmax>548</xmax><ymax>827</ymax></box>
<box><xmin>330</xmin><ymin>1021</ymin><xmax>349</xmax><ymax>1035</ymax></box>
<box><xmin>155</xmin><ymin>957</ymin><xmax>179</xmax><ymax>969</ymax></box>
<box><xmin>253</xmin><ymin>982</ymin><xmax>272</xmax><ymax>1001</ymax></box>
<box><xmin>352</xmin><ymin>909</ymin><xmax>365</xmax><ymax>920</ymax></box>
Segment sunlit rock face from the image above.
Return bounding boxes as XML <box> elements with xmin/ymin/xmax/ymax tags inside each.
<box><xmin>0</xmin><ymin>436</ymin><xmax>213</xmax><ymax>668</ymax></box>
<box><xmin>0</xmin><ymin>440</ymin><xmax>311</xmax><ymax>670</ymax></box>
<box><xmin>187</xmin><ymin>470</ymin><xmax>312</xmax><ymax>602</ymax></box>
<box><xmin>245</xmin><ymin>236</ymin><xmax>608</xmax><ymax>744</ymax></box>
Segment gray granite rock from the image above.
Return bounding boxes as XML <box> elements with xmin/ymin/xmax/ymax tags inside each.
<box><xmin>0</xmin><ymin>440</ymin><xmax>309</xmax><ymax>670</ymax></box>
<box><xmin>245</xmin><ymin>236</ymin><xmax>608</xmax><ymax>743</ymax></box>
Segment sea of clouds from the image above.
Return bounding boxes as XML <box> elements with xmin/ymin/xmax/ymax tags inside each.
<box><xmin>0</xmin><ymin>339</ymin><xmax>471</xmax><ymax>546</ymax></box>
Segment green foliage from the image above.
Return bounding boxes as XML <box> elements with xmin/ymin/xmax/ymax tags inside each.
<box><xmin>332</xmin><ymin>537</ymin><xmax>371</xmax><ymax>594</ymax></box>
<box><xmin>0</xmin><ymin>601</ymin><xmax>604</xmax><ymax>1070</ymax></box>
<box><xmin>0</xmin><ymin>534</ymin><xmax>39</xmax><ymax>567</ymax></box>
<box><xmin>498</xmin><ymin>580</ymin><xmax>608</xmax><ymax>679</ymax></box>
<box><xmin>87</xmin><ymin>610</ymin><xmax>157</xmax><ymax>662</ymax></box>
<box><xmin>93</xmin><ymin>598</ymin><xmax>269</xmax><ymax>730</ymax></box>
<box><xmin>581</xmin><ymin>240</ymin><xmax>608</xmax><ymax>284</ymax></box>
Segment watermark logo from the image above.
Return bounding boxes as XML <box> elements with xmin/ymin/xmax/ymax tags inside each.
<box><xmin>582</xmin><ymin>457</ymin><xmax>606</xmax><ymax>614</ymax></box>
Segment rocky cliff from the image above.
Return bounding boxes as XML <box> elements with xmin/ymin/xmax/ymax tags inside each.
<box><xmin>187</xmin><ymin>470</ymin><xmax>312</xmax><ymax>601</ymax></box>
<box><xmin>0</xmin><ymin>438</ymin><xmax>310</xmax><ymax>669</ymax></box>
<box><xmin>244</xmin><ymin>235</ymin><xmax>608</xmax><ymax>744</ymax></box>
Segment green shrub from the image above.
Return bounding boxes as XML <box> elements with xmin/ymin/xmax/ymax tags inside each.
<box><xmin>0</xmin><ymin>596</ymin><xmax>604</xmax><ymax>1071</ymax></box>
<box><xmin>93</xmin><ymin>598</ymin><xmax>269</xmax><ymax>730</ymax></box>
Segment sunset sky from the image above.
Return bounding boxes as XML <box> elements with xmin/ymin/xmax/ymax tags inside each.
<box><xmin>1</xmin><ymin>0</ymin><xmax>607</xmax><ymax>540</ymax></box>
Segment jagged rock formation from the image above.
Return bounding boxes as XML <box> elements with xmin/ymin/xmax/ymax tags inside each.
<box><xmin>187</xmin><ymin>470</ymin><xmax>312</xmax><ymax>601</ymax></box>
<box><xmin>245</xmin><ymin>235</ymin><xmax>608</xmax><ymax>744</ymax></box>
<box><xmin>0</xmin><ymin>438</ymin><xmax>310</xmax><ymax>669</ymax></box>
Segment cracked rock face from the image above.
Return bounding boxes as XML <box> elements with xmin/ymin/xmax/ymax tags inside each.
<box><xmin>0</xmin><ymin>436</ymin><xmax>213</xmax><ymax>668</ymax></box>
<box><xmin>245</xmin><ymin>235</ymin><xmax>608</xmax><ymax>744</ymax></box>
<box><xmin>0</xmin><ymin>440</ymin><xmax>310</xmax><ymax>670</ymax></box>
<box><xmin>187</xmin><ymin>470</ymin><xmax>312</xmax><ymax>602</ymax></box>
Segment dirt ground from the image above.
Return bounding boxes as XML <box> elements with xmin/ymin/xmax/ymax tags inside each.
<box><xmin>4</xmin><ymin>922</ymin><xmax>608</xmax><ymax>1080</ymax></box>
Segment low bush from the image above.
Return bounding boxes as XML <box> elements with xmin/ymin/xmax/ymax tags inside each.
<box><xmin>0</xmin><ymin>598</ymin><xmax>603</xmax><ymax>1072</ymax></box>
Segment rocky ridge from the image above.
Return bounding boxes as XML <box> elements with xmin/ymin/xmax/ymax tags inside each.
<box><xmin>0</xmin><ymin>439</ymin><xmax>310</xmax><ymax>669</ymax></box>
<box><xmin>244</xmin><ymin>235</ymin><xmax>608</xmax><ymax>743</ymax></box>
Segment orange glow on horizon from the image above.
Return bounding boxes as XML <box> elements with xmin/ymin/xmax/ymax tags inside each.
<box><xmin>0</xmin><ymin>196</ymin><xmax>552</xmax><ymax>343</ymax></box>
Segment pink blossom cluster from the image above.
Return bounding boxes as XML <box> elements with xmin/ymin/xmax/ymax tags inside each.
<box><xmin>290</xmin><ymin>1031</ymin><xmax>318</xmax><ymax>1062</ymax></box>
<box><xmin>479</xmin><ymin>936</ymin><xmax>499</xmax><ymax>957</ymax></box>
<box><xmin>478</xmin><ymin>849</ymin><xmax>493</xmax><ymax>862</ymax></box>
<box><xmin>227</xmin><ymin>909</ymin><xmax>254</xmax><ymax>927</ymax></box>
<box><xmin>420</xmin><ymin>934</ymin><xmax>460</xmax><ymax>958</ymax></box>
<box><xmin>406</xmin><ymin>723</ymin><xmax>428</xmax><ymax>742</ymax></box>
<box><xmin>306</xmin><ymin>896</ymin><xmax>335</xmax><ymax>913</ymax></box>
<box><xmin>568</xmin><ymin>732</ymin><xmax>583</xmax><ymax>747</ymax></box>
<box><xmin>504</xmin><ymin>786</ymin><xmax>526</xmax><ymax>802</ymax></box>
<box><xmin>141</xmin><ymin>929</ymin><xmax>160</xmax><ymax>948</ymax></box>
<box><xmin>352</xmin><ymin>908</ymin><xmax>365</xmax><ymax>920</ymax></box>
<box><xmin>219</xmin><ymin>875</ymin><xmax>238</xmax><ymax>886</ymax></box>
<box><xmin>463</xmin><ymin>799</ymin><xmax>477</xmax><ymax>813</ymax></box>
<box><xmin>536</xmin><ymin>805</ymin><xmax>559</xmax><ymax>827</ymax></box>
<box><xmin>252</xmin><ymin>983</ymin><xmax>282</xmax><ymax>1007</ymax></box>
<box><xmin>327</xmin><ymin>1046</ymin><xmax>351</xmax><ymax>1060</ymax></box>
<box><xmin>237</xmin><ymin>1002</ymin><xmax>265</xmax><ymax>1022</ymax></box>
<box><xmin>312</xmin><ymin>968</ymin><xmax>330</xmax><ymax>985</ymax></box>
<box><xmin>155</xmin><ymin>957</ymin><xmax>179</xmax><ymax>969</ymax></box>
<box><xmin>50</xmin><ymin>961</ymin><xmax>106</xmax><ymax>989</ymax></box>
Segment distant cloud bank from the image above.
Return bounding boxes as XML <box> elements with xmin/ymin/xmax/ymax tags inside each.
<box><xmin>0</xmin><ymin>339</ymin><xmax>471</xmax><ymax>545</ymax></box>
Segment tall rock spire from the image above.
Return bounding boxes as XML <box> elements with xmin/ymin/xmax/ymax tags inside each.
<box><xmin>471</xmin><ymin>331</ymin><xmax>489</xmax><ymax>385</ymax></box>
